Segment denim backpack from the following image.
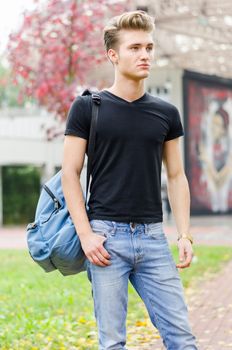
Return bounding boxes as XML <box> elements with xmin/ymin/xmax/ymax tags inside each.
<box><xmin>26</xmin><ymin>90</ymin><xmax>101</xmax><ymax>276</ymax></box>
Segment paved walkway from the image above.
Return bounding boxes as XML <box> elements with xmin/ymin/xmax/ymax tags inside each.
<box><xmin>188</xmin><ymin>259</ymin><xmax>232</xmax><ymax>349</ymax></box>
<box><xmin>0</xmin><ymin>215</ymin><xmax>231</xmax><ymax>248</ymax></box>
<box><xmin>164</xmin><ymin>215</ymin><xmax>232</xmax><ymax>246</ymax></box>
<box><xmin>146</xmin><ymin>259</ymin><xmax>232</xmax><ymax>350</ymax></box>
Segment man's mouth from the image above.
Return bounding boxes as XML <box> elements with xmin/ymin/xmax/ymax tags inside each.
<box><xmin>137</xmin><ymin>64</ymin><xmax>150</xmax><ymax>69</ymax></box>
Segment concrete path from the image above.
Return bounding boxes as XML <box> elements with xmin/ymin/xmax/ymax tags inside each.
<box><xmin>0</xmin><ymin>215</ymin><xmax>231</xmax><ymax>249</ymax></box>
<box><xmin>0</xmin><ymin>225</ymin><xmax>27</xmax><ymax>249</ymax></box>
<box><xmin>164</xmin><ymin>215</ymin><xmax>232</xmax><ymax>246</ymax></box>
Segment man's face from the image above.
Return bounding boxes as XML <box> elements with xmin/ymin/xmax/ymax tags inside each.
<box><xmin>111</xmin><ymin>29</ymin><xmax>155</xmax><ymax>81</ymax></box>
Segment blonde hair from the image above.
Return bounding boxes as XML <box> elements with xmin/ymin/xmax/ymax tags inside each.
<box><xmin>103</xmin><ymin>10</ymin><xmax>155</xmax><ymax>52</ymax></box>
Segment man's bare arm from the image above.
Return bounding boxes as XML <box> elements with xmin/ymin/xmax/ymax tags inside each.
<box><xmin>162</xmin><ymin>137</ymin><xmax>194</xmax><ymax>269</ymax></box>
<box><xmin>61</xmin><ymin>135</ymin><xmax>111</xmax><ymax>266</ymax></box>
<box><xmin>61</xmin><ymin>136</ymin><xmax>92</xmax><ymax>237</ymax></box>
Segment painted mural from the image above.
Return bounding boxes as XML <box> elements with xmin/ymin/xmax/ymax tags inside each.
<box><xmin>183</xmin><ymin>71</ymin><xmax>232</xmax><ymax>214</ymax></box>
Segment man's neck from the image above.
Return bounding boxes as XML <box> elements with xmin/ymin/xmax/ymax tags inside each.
<box><xmin>105</xmin><ymin>77</ymin><xmax>145</xmax><ymax>103</ymax></box>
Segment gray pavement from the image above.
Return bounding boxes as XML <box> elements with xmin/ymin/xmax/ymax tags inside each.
<box><xmin>164</xmin><ymin>214</ymin><xmax>232</xmax><ymax>246</ymax></box>
<box><xmin>0</xmin><ymin>215</ymin><xmax>231</xmax><ymax>249</ymax></box>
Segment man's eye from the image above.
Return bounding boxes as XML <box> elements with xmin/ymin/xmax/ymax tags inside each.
<box><xmin>147</xmin><ymin>47</ymin><xmax>153</xmax><ymax>51</ymax></box>
<box><xmin>131</xmin><ymin>47</ymin><xmax>139</xmax><ymax>50</ymax></box>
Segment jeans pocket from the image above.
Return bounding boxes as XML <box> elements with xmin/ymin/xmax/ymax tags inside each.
<box><xmin>146</xmin><ymin>222</ymin><xmax>166</xmax><ymax>240</ymax></box>
<box><xmin>89</xmin><ymin>219</ymin><xmax>115</xmax><ymax>238</ymax></box>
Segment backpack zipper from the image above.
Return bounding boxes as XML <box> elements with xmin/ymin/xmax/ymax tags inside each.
<box><xmin>43</xmin><ymin>185</ymin><xmax>61</xmax><ymax>210</ymax></box>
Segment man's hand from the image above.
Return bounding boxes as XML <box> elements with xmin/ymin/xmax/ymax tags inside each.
<box><xmin>176</xmin><ymin>238</ymin><xmax>194</xmax><ymax>269</ymax></box>
<box><xmin>80</xmin><ymin>232</ymin><xmax>111</xmax><ymax>267</ymax></box>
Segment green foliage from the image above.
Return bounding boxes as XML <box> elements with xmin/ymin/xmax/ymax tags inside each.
<box><xmin>172</xmin><ymin>245</ymin><xmax>232</xmax><ymax>288</ymax></box>
<box><xmin>3</xmin><ymin>166</ymin><xmax>41</xmax><ymax>225</ymax></box>
<box><xmin>0</xmin><ymin>246</ymin><xmax>232</xmax><ymax>349</ymax></box>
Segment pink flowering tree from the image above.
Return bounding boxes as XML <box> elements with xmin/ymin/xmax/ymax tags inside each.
<box><xmin>7</xmin><ymin>0</ymin><xmax>130</xmax><ymax>119</ymax></box>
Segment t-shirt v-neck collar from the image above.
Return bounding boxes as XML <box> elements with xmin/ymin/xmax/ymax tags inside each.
<box><xmin>101</xmin><ymin>90</ymin><xmax>147</xmax><ymax>105</ymax></box>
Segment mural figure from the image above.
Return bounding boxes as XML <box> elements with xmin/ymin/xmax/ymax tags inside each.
<box><xmin>198</xmin><ymin>98</ymin><xmax>232</xmax><ymax>212</ymax></box>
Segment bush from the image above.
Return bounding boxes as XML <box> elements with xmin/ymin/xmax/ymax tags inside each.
<box><xmin>3</xmin><ymin>165</ymin><xmax>41</xmax><ymax>224</ymax></box>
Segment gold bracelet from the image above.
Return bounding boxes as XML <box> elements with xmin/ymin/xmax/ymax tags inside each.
<box><xmin>177</xmin><ymin>234</ymin><xmax>193</xmax><ymax>244</ymax></box>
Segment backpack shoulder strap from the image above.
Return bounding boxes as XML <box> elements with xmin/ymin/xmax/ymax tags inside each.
<box><xmin>81</xmin><ymin>89</ymin><xmax>101</xmax><ymax>206</ymax></box>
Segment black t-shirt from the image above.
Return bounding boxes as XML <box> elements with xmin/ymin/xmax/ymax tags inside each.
<box><xmin>64</xmin><ymin>90</ymin><xmax>184</xmax><ymax>223</ymax></box>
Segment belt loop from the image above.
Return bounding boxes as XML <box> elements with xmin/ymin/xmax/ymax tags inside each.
<box><xmin>112</xmin><ymin>221</ymin><xmax>117</xmax><ymax>235</ymax></box>
<box><xmin>130</xmin><ymin>222</ymin><xmax>135</xmax><ymax>232</ymax></box>
<box><xmin>144</xmin><ymin>223</ymin><xmax>148</xmax><ymax>234</ymax></box>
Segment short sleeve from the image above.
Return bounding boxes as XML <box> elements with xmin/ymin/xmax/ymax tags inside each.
<box><xmin>165</xmin><ymin>106</ymin><xmax>184</xmax><ymax>141</ymax></box>
<box><xmin>64</xmin><ymin>96</ymin><xmax>90</xmax><ymax>140</ymax></box>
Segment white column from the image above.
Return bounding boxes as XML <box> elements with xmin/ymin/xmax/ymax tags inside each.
<box><xmin>41</xmin><ymin>163</ymin><xmax>56</xmax><ymax>185</ymax></box>
<box><xmin>0</xmin><ymin>166</ymin><xmax>3</xmax><ymax>226</ymax></box>
<box><xmin>40</xmin><ymin>141</ymin><xmax>58</xmax><ymax>184</ymax></box>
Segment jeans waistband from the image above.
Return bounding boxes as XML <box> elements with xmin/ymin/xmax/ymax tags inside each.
<box><xmin>90</xmin><ymin>219</ymin><xmax>163</xmax><ymax>235</ymax></box>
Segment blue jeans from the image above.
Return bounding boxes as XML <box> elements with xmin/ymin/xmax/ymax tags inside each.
<box><xmin>86</xmin><ymin>220</ymin><xmax>198</xmax><ymax>350</ymax></box>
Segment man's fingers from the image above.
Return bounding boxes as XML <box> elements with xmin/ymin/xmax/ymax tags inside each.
<box><xmin>88</xmin><ymin>250</ymin><xmax>111</xmax><ymax>267</ymax></box>
<box><xmin>179</xmin><ymin>253</ymin><xmax>185</xmax><ymax>263</ymax></box>
<box><xmin>81</xmin><ymin>231</ymin><xmax>112</xmax><ymax>267</ymax></box>
<box><xmin>96</xmin><ymin>250</ymin><xmax>111</xmax><ymax>266</ymax></box>
<box><xmin>177</xmin><ymin>250</ymin><xmax>193</xmax><ymax>269</ymax></box>
<box><xmin>88</xmin><ymin>237</ymin><xmax>112</xmax><ymax>266</ymax></box>
<box><xmin>177</xmin><ymin>261</ymin><xmax>191</xmax><ymax>268</ymax></box>
<box><xmin>176</xmin><ymin>261</ymin><xmax>191</xmax><ymax>269</ymax></box>
<box><xmin>98</xmin><ymin>241</ymin><xmax>111</xmax><ymax>259</ymax></box>
<box><xmin>96</xmin><ymin>236</ymin><xmax>111</xmax><ymax>265</ymax></box>
<box><xmin>91</xmin><ymin>253</ymin><xmax>109</xmax><ymax>267</ymax></box>
<box><xmin>178</xmin><ymin>246</ymin><xmax>185</xmax><ymax>263</ymax></box>
<box><xmin>185</xmin><ymin>249</ymin><xmax>194</xmax><ymax>263</ymax></box>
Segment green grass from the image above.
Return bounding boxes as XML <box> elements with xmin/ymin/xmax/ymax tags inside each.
<box><xmin>171</xmin><ymin>245</ymin><xmax>232</xmax><ymax>288</ymax></box>
<box><xmin>1</xmin><ymin>246</ymin><xmax>232</xmax><ymax>350</ymax></box>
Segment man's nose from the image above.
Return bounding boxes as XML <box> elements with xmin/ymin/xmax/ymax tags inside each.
<box><xmin>140</xmin><ymin>48</ymin><xmax>150</xmax><ymax>59</ymax></box>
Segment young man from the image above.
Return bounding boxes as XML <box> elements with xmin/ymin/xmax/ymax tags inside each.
<box><xmin>62</xmin><ymin>10</ymin><xmax>198</xmax><ymax>350</ymax></box>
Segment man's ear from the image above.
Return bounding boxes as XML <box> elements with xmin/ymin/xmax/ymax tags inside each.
<box><xmin>107</xmin><ymin>48</ymin><xmax>119</xmax><ymax>65</ymax></box>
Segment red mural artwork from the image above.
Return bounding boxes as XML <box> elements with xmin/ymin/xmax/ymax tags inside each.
<box><xmin>185</xmin><ymin>73</ymin><xmax>232</xmax><ymax>214</ymax></box>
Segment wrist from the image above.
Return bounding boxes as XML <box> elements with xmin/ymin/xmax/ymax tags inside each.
<box><xmin>77</xmin><ymin>229</ymin><xmax>93</xmax><ymax>239</ymax></box>
<box><xmin>177</xmin><ymin>233</ymin><xmax>193</xmax><ymax>244</ymax></box>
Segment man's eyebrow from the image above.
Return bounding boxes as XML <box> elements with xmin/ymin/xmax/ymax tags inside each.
<box><xmin>128</xmin><ymin>42</ymin><xmax>154</xmax><ymax>46</ymax></box>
